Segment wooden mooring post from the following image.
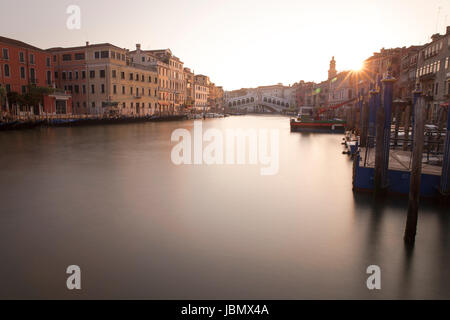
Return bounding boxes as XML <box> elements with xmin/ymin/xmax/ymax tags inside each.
<box><xmin>440</xmin><ymin>98</ymin><xmax>450</xmax><ymax>196</ymax></box>
<box><xmin>404</xmin><ymin>92</ymin><xmax>425</xmax><ymax>244</ymax></box>
<box><xmin>374</xmin><ymin>73</ymin><xmax>396</xmax><ymax>196</ymax></box>
<box><xmin>403</xmin><ymin>104</ymin><xmax>411</xmax><ymax>151</ymax></box>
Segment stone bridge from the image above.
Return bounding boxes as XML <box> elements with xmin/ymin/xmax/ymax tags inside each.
<box><xmin>225</xmin><ymin>94</ymin><xmax>292</xmax><ymax>113</ymax></box>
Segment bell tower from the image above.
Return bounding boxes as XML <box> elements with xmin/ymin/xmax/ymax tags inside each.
<box><xmin>328</xmin><ymin>56</ymin><xmax>337</xmax><ymax>80</ymax></box>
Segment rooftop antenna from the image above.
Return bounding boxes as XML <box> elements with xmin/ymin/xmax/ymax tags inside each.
<box><xmin>436</xmin><ymin>6</ymin><xmax>442</xmax><ymax>33</ymax></box>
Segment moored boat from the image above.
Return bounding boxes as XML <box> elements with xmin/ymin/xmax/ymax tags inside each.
<box><xmin>290</xmin><ymin>106</ymin><xmax>346</xmax><ymax>133</ymax></box>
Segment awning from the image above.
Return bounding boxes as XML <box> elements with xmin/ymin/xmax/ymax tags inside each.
<box><xmin>49</xmin><ymin>94</ymin><xmax>70</xmax><ymax>101</ymax></box>
<box><xmin>440</xmin><ymin>102</ymin><xmax>449</xmax><ymax>107</ymax></box>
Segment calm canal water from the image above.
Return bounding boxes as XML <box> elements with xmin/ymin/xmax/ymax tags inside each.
<box><xmin>0</xmin><ymin>115</ymin><xmax>449</xmax><ymax>299</ymax></box>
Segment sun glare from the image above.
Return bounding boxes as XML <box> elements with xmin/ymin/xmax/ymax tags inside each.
<box><xmin>351</xmin><ymin>61</ymin><xmax>365</xmax><ymax>72</ymax></box>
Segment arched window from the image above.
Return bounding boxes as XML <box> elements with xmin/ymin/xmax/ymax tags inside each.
<box><xmin>251</xmin><ymin>97</ymin><xmax>254</xmax><ymax>102</ymax></box>
<box><xmin>246</xmin><ymin>98</ymin><xmax>249</xmax><ymax>103</ymax></box>
<box><xmin>263</xmin><ymin>97</ymin><xmax>267</xmax><ymax>102</ymax></box>
<box><xmin>233</xmin><ymin>101</ymin><xmax>236</xmax><ymax>106</ymax></box>
<box><xmin>237</xmin><ymin>100</ymin><xmax>241</xmax><ymax>105</ymax></box>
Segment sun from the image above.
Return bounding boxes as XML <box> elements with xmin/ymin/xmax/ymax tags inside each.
<box><xmin>350</xmin><ymin>61</ymin><xmax>365</xmax><ymax>72</ymax></box>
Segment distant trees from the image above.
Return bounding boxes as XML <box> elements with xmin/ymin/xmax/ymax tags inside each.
<box><xmin>3</xmin><ymin>85</ymin><xmax>54</xmax><ymax>119</ymax></box>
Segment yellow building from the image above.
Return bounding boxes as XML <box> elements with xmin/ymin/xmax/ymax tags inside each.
<box><xmin>49</xmin><ymin>42</ymin><xmax>158</xmax><ymax>116</ymax></box>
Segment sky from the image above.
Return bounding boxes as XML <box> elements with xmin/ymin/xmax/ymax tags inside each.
<box><xmin>0</xmin><ymin>0</ymin><xmax>449</xmax><ymax>90</ymax></box>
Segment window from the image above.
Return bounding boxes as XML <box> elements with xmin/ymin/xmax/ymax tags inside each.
<box><xmin>91</xmin><ymin>84</ymin><xmax>95</xmax><ymax>94</ymax></box>
<box><xmin>46</xmin><ymin>57</ymin><xmax>51</xmax><ymax>67</ymax></box>
<box><xmin>4</xmin><ymin>64</ymin><xmax>10</xmax><ymax>77</ymax></box>
<box><xmin>2</xmin><ymin>48</ymin><xmax>9</xmax><ymax>59</ymax></box>
<box><xmin>21</xmin><ymin>86</ymin><xmax>26</xmax><ymax>94</ymax></box>
<box><xmin>82</xmin><ymin>85</ymin><xmax>86</xmax><ymax>94</ymax></box>
<box><xmin>92</xmin><ymin>102</ymin><xmax>95</xmax><ymax>108</ymax></box>
<box><xmin>82</xmin><ymin>71</ymin><xmax>86</xmax><ymax>79</ymax></box>
<box><xmin>100</xmin><ymin>51</ymin><xmax>109</xmax><ymax>58</ymax></box>
<box><xmin>112</xmin><ymin>70</ymin><xmax>117</xmax><ymax>78</ymax></box>
<box><xmin>47</xmin><ymin>71</ymin><xmax>51</xmax><ymax>85</ymax></box>
<box><xmin>19</xmin><ymin>52</ymin><xmax>25</xmax><ymax>63</ymax></box>
<box><xmin>101</xmin><ymin>84</ymin><xmax>105</xmax><ymax>93</ymax></box>
<box><xmin>90</xmin><ymin>70</ymin><xmax>95</xmax><ymax>78</ymax></box>
<box><xmin>142</xmin><ymin>75</ymin><xmax>145</xmax><ymax>82</ymax></box>
<box><xmin>68</xmin><ymin>71</ymin><xmax>72</xmax><ymax>80</ymax></box>
<box><xmin>30</xmin><ymin>68</ymin><xmax>35</xmax><ymax>82</ymax></box>
<box><xmin>94</xmin><ymin>52</ymin><xmax>100</xmax><ymax>59</ymax></box>
<box><xmin>135</xmin><ymin>73</ymin><xmax>139</xmax><ymax>81</ymax></box>
<box><xmin>113</xmin><ymin>85</ymin><xmax>117</xmax><ymax>94</ymax></box>
<box><xmin>62</xmin><ymin>71</ymin><xmax>66</xmax><ymax>80</ymax></box>
<box><xmin>20</xmin><ymin>66</ymin><xmax>25</xmax><ymax>79</ymax></box>
<box><xmin>100</xmin><ymin>70</ymin><xmax>105</xmax><ymax>78</ymax></box>
<box><xmin>130</xmin><ymin>87</ymin><xmax>133</xmax><ymax>95</ymax></box>
<box><xmin>75</xmin><ymin>71</ymin><xmax>79</xmax><ymax>80</ymax></box>
<box><xmin>121</xmin><ymin>72</ymin><xmax>125</xmax><ymax>79</ymax></box>
<box><xmin>74</xmin><ymin>85</ymin><xmax>79</xmax><ymax>94</ymax></box>
<box><xmin>29</xmin><ymin>54</ymin><xmax>35</xmax><ymax>64</ymax></box>
<box><xmin>62</xmin><ymin>54</ymin><xmax>71</xmax><ymax>61</ymax></box>
<box><xmin>435</xmin><ymin>83</ymin><xmax>439</xmax><ymax>95</ymax></box>
<box><xmin>129</xmin><ymin>73</ymin><xmax>133</xmax><ymax>80</ymax></box>
<box><xmin>122</xmin><ymin>86</ymin><xmax>125</xmax><ymax>94</ymax></box>
<box><xmin>111</xmin><ymin>52</ymin><xmax>116</xmax><ymax>59</ymax></box>
<box><xmin>75</xmin><ymin>53</ymin><xmax>85</xmax><ymax>60</ymax></box>
<box><xmin>54</xmin><ymin>71</ymin><xmax>58</xmax><ymax>79</ymax></box>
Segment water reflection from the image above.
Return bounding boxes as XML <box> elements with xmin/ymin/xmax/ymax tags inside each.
<box><xmin>0</xmin><ymin>115</ymin><xmax>449</xmax><ymax>299</ymax></box>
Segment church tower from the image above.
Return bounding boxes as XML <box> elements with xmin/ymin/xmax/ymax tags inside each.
<box><xmin>328</xmin><ymin>56</ymin><xmax>337</xmax><ymax>80</ymax></box>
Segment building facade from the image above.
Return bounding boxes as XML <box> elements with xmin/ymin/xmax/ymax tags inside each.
<box><xmin>49</xmin><ymin>42</ymin><xmax>158</xmax><ymax>116</ymax></box>
<box><xmin>194</xmin><ymin>74</ymin><xmax>210</xmax><ymax>111</ymax></box>
<box><xmin>0</xmin><ymin>36</ymin><xmax>72</xmax><ymax>116</ymax></box>
<box><xmin>416</xmin><ymin>27</ymin><xmax>450</xmax><ymax>122</ymax></box>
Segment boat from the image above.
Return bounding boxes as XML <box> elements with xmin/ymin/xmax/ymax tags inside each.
<box><xmin>290</xmin><ymin>106</ymin><xmax>346</xmax><ymax>133</ymax></box>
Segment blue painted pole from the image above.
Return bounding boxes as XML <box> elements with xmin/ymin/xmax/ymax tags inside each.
<box><xmin>441</xmin><ymin>99</ymin><xmax>450</xmax><ymax>195</ymax></box>
<box><xmin>380</xmin><ymin>73</ymin><xmax>396</xmax><ymax>188</ymax></box>
<box><xmin>368</xmin><ymin>83</ymin><xmax>377</xmax><ymax>147</ymax></box>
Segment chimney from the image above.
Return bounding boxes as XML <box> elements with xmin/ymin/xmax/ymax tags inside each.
<box><xmin>86</xmin><ymin>41</ymin><xmax>89</xmax><ymax>47</ymax></box>
<box><xmin>136</xmin><ymin>44</ymin><xmax>141</xmax><ymax>52</ymax></box>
